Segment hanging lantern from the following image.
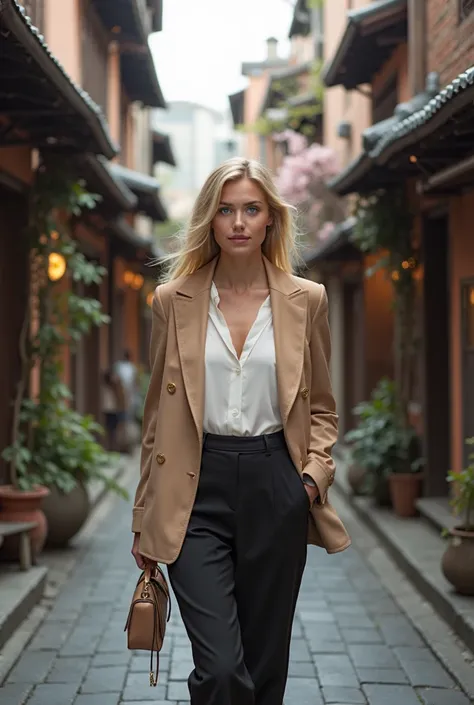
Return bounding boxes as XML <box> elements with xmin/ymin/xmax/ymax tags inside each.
<box><xmin>48</xmin><ymin>252</ymin><xmax>67</xmax><ymax>281</ymax></box>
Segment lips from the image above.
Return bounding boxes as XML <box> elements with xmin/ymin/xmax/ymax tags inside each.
<box><xmin>229</xmin><ymin>236</ymin><xmax>250</xmax><ymax>241</ymax></box>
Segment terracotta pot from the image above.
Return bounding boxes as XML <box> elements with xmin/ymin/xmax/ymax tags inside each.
<box><xmin>0</xmin><ymin>484</ymin><xmax>50</xmax><ymax>560</ymax></box>
<box><xmin>389</xmin><ymin>473</ymin><xmax>423</xmax><ymax>517</ymax></box>
<box><xmin>42</xmin><ymin>482</ymin><xmax>90</xmax><ymax>548</ymax></box>
<box><xmin>347</xmin><ymin>463</ymin><xmax>367</xmax><ymax>495</ymax></box>
<box><xmin>441</xmin><ymin>528</ymin><xmax>474</xmax><ymax>595</ymax></box>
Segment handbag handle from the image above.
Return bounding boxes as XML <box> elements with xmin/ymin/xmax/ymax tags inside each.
<box><xmin>144</xmin><ymin>564</ymin><xmax>153</xmax><ymax>584</ymax></box>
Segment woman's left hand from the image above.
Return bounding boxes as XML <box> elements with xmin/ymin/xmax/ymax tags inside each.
<box><xmin>304</xmin><ymin>483</ymin><xmax>319</xmax><ymax>507</ymax></box>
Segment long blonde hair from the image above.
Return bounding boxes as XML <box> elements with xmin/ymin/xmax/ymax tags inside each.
<box><xmin>160</xmin><ymin>158</ymin><xmax>299</xmax><ymax>282</ymax></box>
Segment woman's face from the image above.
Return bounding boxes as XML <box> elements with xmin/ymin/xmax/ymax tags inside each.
<box><xmin>211</xmin><ymin>178</ymin><xmax>272</xmax><ymax>258</ymax></box>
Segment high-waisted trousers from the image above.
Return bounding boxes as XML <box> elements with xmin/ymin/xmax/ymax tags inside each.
<box><xmin>167</xmin><ymin>430</ymin><xmax>309</xmax><ymax>705</ymax></box>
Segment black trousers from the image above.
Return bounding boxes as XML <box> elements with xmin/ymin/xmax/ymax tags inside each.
<box><xmin>167</xmin><ymin>431</ymin><xmax>308</xmax><ymax>705</ymax></box>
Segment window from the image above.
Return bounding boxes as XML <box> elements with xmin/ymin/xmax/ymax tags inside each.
<box><xmin>460</xmin><ymin>0</ymin><xmax>474</xmax><ymax>21</ymax></box>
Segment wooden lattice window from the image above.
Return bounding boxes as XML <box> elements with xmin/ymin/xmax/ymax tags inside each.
<box><xmin>460</xmin><ymin>0</ymin><xmax>474</xmax><ymax>21</ymax></box>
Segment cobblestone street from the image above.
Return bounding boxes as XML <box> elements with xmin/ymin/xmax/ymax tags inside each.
<box><xmin>0</xmin><ymin>465</ymin><xmax>472</xmax><ymax>705</ymax></box>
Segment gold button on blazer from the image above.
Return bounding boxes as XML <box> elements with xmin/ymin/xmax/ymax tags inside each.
<box><xmin>132</xmin><ymin>256</ymin><xmax>351</xmax><ymax>564</ymax></box>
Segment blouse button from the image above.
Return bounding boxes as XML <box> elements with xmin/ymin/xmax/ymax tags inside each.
<box><xmin>301</xmin><ymin>387</ymin><xmax>309</xmax><ymax>399</ymax></box>
<box><xmin>156</xmin><ymin>453</ymin><xmax>166</xmax><ymax>465</ymax></box>
<box><xmin>167</xmin><ymin>383</ymin><xmax>176</xmax><ymax>394</ymax></box>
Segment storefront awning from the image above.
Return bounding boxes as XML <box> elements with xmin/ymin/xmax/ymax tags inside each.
<box><xmin>109</xmin><ymin>163</ymin><xmax>168</xmax><ymax>222</ymax></box>
<box><xmin>323</xmin><ymin>0</ymin><xmax>407</xmax><ymax>90</ymax></box>
<box><xmin>0</xmin><ymin>1</ymin><xmax>117</xmax><ymax>157</ymax></box>
<box><xmin>303</xmin><ymin>218</ymin><xmax>359</xmax><ymax>267</ymax></box>
<box><xmin>289</xmin><ymin>0</ymin><xmax>311</xmax><ymax>38</ymax></box>
<box><xmin>120</xmin><ymin>44</ymin><xmax>166</xmax><ymax>108</ymax></box>
<box><xmin>152</xmin><ymin>130</ymin><xmax>176</xmax><ymax>167</ymax></box>
<box><xmin>108</xmin><ymin>216</ymin><xmax>166</xmax><ymax>263</ymax></box>
<box><xmin>90</xmin><ymin>0</ymin><xmax>166</xmax><ymax>108</ymax></box>
<box><xmin>260</xmin><ymin>61</ymin><xmax>313</xmax><ymax>116</ymax></box>
<box><xmin>90</xmin><ymin>0</ymin><xmax>161</xmax><ymax>42</ymax></box>
<box><xmin>370</xmin><ymin>66</ymin><xmax>474</xmax><ymax>168</ymax></box>
<box><xmin>76</xmin><ymin>155</ymin><xmax>138</xmax><ymax>212</ymax></box>
<box><xmin>328</xmin><ymin>73</ymin><xmax>442</xmax><ymax>196</ymax></box>
<box><xmin>229</xmin><ymin>90</ymin><xmax>245</xmax><ymax>128</ymax></box>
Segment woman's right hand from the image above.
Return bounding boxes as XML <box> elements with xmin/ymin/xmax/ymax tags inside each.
<box><xmin>131</xmin><ymin>532</ymin><xmax>154</xmax><ymax>570</ymax></box>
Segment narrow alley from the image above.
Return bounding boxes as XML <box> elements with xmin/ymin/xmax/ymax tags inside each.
<box><xmin>1</xmin><ymin>459</ymin><xmax>472</xmax><ymax>705</ymax></box>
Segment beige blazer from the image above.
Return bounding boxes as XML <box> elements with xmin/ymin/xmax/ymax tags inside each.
<box><xmin>133</xmin><ymin>256</ymin><xmax>351</xmax><ymax>564</ymax></box>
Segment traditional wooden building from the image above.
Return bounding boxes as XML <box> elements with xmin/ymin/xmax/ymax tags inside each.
<box><xmin>320</xmin><ymin>0</ymin><xmax>474</xmax><ymax>509</ymax></box>
<box><xmin>0</xmin><ymin>0</ymin><xmax>172</xmax><ymax>478</ymax></box>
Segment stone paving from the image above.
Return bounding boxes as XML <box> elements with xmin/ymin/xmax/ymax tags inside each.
<box><xmin>0</xmin><ymin>478</ymin><xmax>472</xmax><ymax>705</ymax></box>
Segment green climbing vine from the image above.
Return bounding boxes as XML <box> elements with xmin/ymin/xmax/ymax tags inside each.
<box><xmin>2</xmin><ymin>161</ymin><xmax>126</xmax><ymax>498</ymax></box>
<box><xmin>351</xmin><ymin>187</ymin><xmax>420</xmax><ymax>429</ymax></box>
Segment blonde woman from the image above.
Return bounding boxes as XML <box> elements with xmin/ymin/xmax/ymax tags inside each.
<box><xmin>131</xmin><ymin>158</ymin><xmax>350</xmax><ymax>705</ymax></box>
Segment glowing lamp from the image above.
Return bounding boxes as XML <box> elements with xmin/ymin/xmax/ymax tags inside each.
<box><xmin>48</xmin><ymin>252</ymin><xmax>66</xmax><ymax>282</ymax></box>
<box><xmin>123</xmin><ymin>270</ymin><xmax>135</xmax><ymax>286</ymax></box>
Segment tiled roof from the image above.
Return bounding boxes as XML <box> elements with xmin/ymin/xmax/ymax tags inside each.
<box><xmin>2</xmin><ymin>0</ymin><xmax>118</xmax><ymax>157</ymax></box>
<box><xmin>370</xmin><ymin>66</ymin><xmax>474</xmax><ymax>159</ymax></box>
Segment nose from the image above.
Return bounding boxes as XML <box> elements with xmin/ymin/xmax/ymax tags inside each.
<box><xmin>233</xmin><ymin>210</ymin><xmax>245</xmax><ymax>231</ymax></box>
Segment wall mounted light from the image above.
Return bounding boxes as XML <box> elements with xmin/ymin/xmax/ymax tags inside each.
<box><xmin>131</xmin><ymin>274</ymin><xmax>144</xmax><ymax>291</ymax></box>
<box><xmin>123</xmin><ymin>270</ymin><xmax>135</xmax><ymax>286</ymax></box>
<box><xmin>48</xmin><ymin>252</ymin><xmax>67</xmax><ymax>282</ymax></box>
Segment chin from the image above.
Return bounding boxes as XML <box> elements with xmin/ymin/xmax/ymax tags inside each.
<box><xmin>221</xmin><ymin>241</ymin><xmax>263</xmax><ymax>257</ymax></box>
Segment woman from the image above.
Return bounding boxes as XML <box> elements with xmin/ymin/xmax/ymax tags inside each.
<box><xmin>131</xmin><ymin>158</ymin><xmax>350</xmax><ymax>705</ymax></box>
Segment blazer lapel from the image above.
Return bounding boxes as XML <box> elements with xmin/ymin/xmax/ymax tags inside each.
<box><xmin>264</xmin><ymin>257</ymin><xmax>308</xmax><ymax>427</ymax></box>
<box><xmin>172</xmin><ymin>258</ymin><xmax>218</xmax><ymax>440</ymax></box>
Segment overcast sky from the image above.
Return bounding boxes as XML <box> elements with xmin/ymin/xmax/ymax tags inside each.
<box><xmin>149</xmin><ymin>0</ymin><xmax>294</xmax><ymax>113</ymax></box>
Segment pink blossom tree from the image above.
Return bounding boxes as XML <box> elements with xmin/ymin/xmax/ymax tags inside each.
<box><xmin>274</xmin><ymin>129</ymin><xmax>344</xmax><ymax>244</ymax></box>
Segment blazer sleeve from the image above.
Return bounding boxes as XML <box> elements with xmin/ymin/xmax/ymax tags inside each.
<box><xmin>303</xmin><ymin>285</ymin><xmax>339</xmax><ymax>504</ymax></box>
<box><xmin>131</xmin><ymin>286</ymin><xmax>168</xmax><ymax>533</ymax></box>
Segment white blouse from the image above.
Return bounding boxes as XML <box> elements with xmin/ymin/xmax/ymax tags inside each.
<box><xmin>203</xmin><ymin>282</ymin><xmax>283</xmax><ymax>437</ymax></box>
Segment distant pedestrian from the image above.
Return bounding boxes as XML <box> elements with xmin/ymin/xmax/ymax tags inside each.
<box><xmin>101</xmin><ymin>370</ymin><xmax>122</xmax><ymax>451</ymax></box>
<box><xmin>114</xmin><ymin>350</ymin><xmax>138</xmax><ymax>420</ymax></box>
<box><xmin>131</xmin><ymin>157</ymin><xmax>351</xmax><ymax>705</ymax></box>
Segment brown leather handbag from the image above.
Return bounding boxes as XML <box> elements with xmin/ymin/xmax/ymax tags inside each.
<box><xmin>124</xmin><ymin>564</ymin><xmax>171</xmax><ymax>686</ymax></box>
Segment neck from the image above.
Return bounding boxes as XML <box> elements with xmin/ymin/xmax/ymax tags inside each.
<box><xmin>214</xmin><ymin>251</ymin><xmax>267</xmax><ymax>293</ymax></box>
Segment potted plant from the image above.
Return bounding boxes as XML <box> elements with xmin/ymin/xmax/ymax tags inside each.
<box><xmin>4</xmin><ymin>392</ymin><xmax>127</xmax><ymax>548</ymax></box>
<box><xmin>441</xmin><ymin>439</ymin><xmax>474</xmax><ymax>595</ymax></box>
<box><xmin>345</xmin><ymin>378</ymin><xmax>397</xmax><ymax>505</ymax></box>
<box><xmin>1</xmin><ymin>163</ymin><xmax>127</xmax><ymax>552</ymax></box>
<box><xmin>344</xmin><ymin>378</ymin><xmax>423</xmax><ymax>510</ymax></box>
<box><xmin>351</xmin><ymin>188</ymin><xmax>423</xmax><ymax>515</ymax></box>
<box><xmin>387</xmin><ymin>429</ymin><xmax>424</xmax><ymax>517</ymax></box>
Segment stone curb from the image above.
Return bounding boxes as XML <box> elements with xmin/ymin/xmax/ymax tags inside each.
<box><xmin>333</xmin><ymin>449</ymin><xmax>474</xmax><ymax>656</ymax></box>
<box><xmin>0</xmin><ymin>449</ymin><xmax>133</xmax><ymax>676</ymax></box>
<box><xmin>0</xmin><ymin>566</ymin><xmax>47</xmax><ymax>652</ymax></box>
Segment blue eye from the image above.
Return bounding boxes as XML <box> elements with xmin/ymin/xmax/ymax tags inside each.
<box><xmin>247</xmin><ymin>206</ymin><xmax>259</xmax><ymax>214</ymax></box>
<box><xmin>219</xmin><ymin>207</ymin><xmax>231</xmax><ymax>215</ymax></box>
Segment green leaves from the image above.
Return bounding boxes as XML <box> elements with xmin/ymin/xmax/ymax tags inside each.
<box><xmin>6</xmin><ymin>162</ymin><xmax>126</xmax><ymax>500</ymax></box>
<box><xmin>344</xmin><ymin>378</ymin><xmax>424</xmax><ymax>476</ymax></box>
<box><xmin>447</xmin><ymin>439</ymin><xmax>474</xmax><ymax>530</ymax></box>
<box><xmin>4</xmin><ymin>396</ymin><xmax>127</xmax><ymax>498</ymax></box>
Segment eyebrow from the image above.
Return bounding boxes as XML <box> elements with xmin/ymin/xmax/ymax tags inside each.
<box><xmin>219</xmin><ymin>201</ymin><xmax>263</xmax><ymax>206</ymax></box>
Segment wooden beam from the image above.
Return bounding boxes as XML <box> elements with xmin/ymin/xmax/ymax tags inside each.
<box><xmin>408</xmin><ymin>0</ymin><xmax>426</xmax><ymax>95</ymax></box>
